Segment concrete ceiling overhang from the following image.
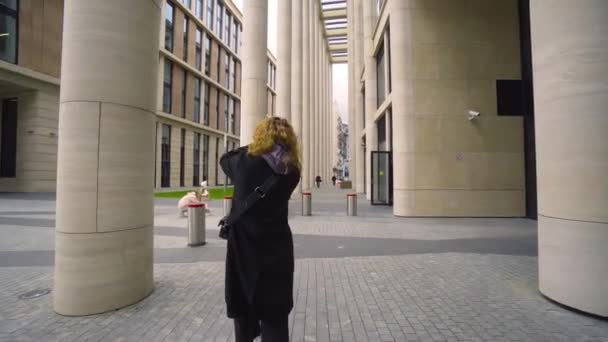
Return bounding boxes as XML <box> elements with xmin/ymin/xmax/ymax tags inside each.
<box><xmin>320</xmin><ymin>0</ymin><xmax>348</xmax><ymax>64</ymax></box>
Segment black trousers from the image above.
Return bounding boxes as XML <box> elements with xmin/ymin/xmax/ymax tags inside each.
<box><xmin>234</xmin><ymin>314</ymin><xmax>289</xmax><ymax>342</ymax></box>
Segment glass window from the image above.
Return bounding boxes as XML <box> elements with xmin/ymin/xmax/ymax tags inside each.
<box><xmin>183</xmin><ymin>17</ymin><xmax>189</xmax><ymax>60</ymax></box>
<box><xmin>161</xmin><ymin>124</ymin><xmax>171</xmax><ymax>187</ymax></box>
<box><xmin>202</xmin><ymin>134</ymin><xmax>209</xmax><ymax>182</ymax></box>
<box><xmin>196</xmin><ymin>0</ymin><xmax>203</xmax><ymax>19</ymax></box>
<box><xmin>231</xmin><ymin>99</ymin><xmax>236</xmax><ymax>134</ymax></box>
<box><xmin>216</xmin><ymin>1</ymin><xmax>223</xmax><ymax>37</ymax></box>
<box><xmin>180</xmin><ymin>129</ymin><xmax>185</xmax><ymax>187</ymax></box>
<box><xmin>181</xmin><ymin>69</ymin><xmax>187</xmax><ymax>117</ymax></box>
<box><xmin>216</xmin><ymin>48</ymin><xmax>221</xmax><ymax>82</ymax></box>
<box><xmin>194</xmin><ymin>77</ymin><xmax>201</xmax><ymax>123</ymax></box>
<box><xmin>215</xmin><ymin>92</ymin><xmax>220</xmax><ymax>129</ymax></box>
<box><xmin>203</xmin><ymin>81</ymin><xmax>210</xmax><ymax>125</ymax></box>
<box><xmin>206</xmin><ymin>0</ymin><xmax>214</xmax><ymax>28</ymax></box>
<box><xmin>204</xmin><ymin>36</ymin><xmax>211</xmax><ymax>76</ymax></box>
<box><xmin>193</xmin><ymin>132</ymin><xmax>200</xmax><ymax>186</ymax></box>
<box><xmin>165</xmin><ymin>2</ymin><xmax>174</xmax><ymax>51</ymax></box>
<box><xmin>215</xmin><ymin>137</ymin><xmax>219</xmax><ymax>185</ymax></box>
<box><xmin>195</xmin><ymin>28</ymin><xmax>202</xmax><ymax>70</ymax></box>
<box><xmin>231</xmin><ymin>58</ymin><xmax>237</xmax><ymax>92</ymax></box>
<box><xmin>376</xmin><ymin>43</ymin><xmax>386</xmax><ymax>107</ymax></box>
<box><xmin>225</xmin><ymin>54</ymin><xmax>230</xmax><ymax>89</ymax></box>
<box><xmin>386</xmin><ymin>28</ymin><xmax>392</xmax><ymax>93</ymax></box>
<box><xmin>183</xmin><ymin>0</ymin><xmax>191</xmax><ymax>10</ymax></box>
<box><xmin>225</xmin><ymin>12</ymin><xmax>231</xmax><ymax>46</ymax></box>
<box><xmin>233</xmin><ymin>21</ymin><xmax>239</xmax><ymax>54</ymax></box>
<box><xmin>227</xmin><ymin>97</ymin><xmax>233</xmax><ymax>133</ymax></box>
<box><xmin>163</xmin><ymin>60</ymin><xmax>173</xmax><ymax>113</ymax></box>
<box><xmin>0</xmin><ymin>0</ymin><xmax>18</xmax><ymax>64</ymax></box>
<box><xmin>224</xmin><ymin>95</ymin><xmax>229</xmax><ymax>132</ymax></box>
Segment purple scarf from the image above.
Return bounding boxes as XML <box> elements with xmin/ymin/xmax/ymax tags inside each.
<box><xmin>261</xmin><ymin>144</ymin><xmax>291</xmax><ymax>175</ymax></box>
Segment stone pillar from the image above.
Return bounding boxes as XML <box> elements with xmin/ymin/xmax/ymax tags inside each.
<box><xmin>240</xmin><ymin>0</ymin><xmax>269</xmax><ymax>145</ymax></box>
<box><xmin>315</xmin><ymin>5</ymin><xmax>321</xmax><ymax>181</ymax></box>
<box><xmin>310</xmin><ymin>1</ymin><xmax>318</xmax><ymax>184</ymax></box>
<box><xmin>302</xmin><ymin>0</ymin><xmax>311</xmax><ymax>190</ymax></box>
<box><xmin>347</xmin><ymin>0</ymin><xmax>356</xmax><ymax>185</ymax></box>
<box><xmin>54</xmin><ymin>0</ymin><xmax>159</xmax><ymax>316</ymax></box>
<box><xmin>277</xmin><ymin>0</ymin><xmax>292</xmax><ymax>120</ymax></box>
<box><xmin>531</xmin><ymin>0</ymin><xmax>608</xmax><ymax>317</ymax></box>
<box><xmin>390</xmin><ymin>1</ymin><xmax>415</xmax><ymax>216</ymax></box>
<box><xmin>363</xmin><ymin>0</ymin><xmax>377</xmax><ymax>200</ymax></box>
<box><xmin>291</xmin><ymin>0</ymin><xmax>303</xmax><ymax>188</ymax></box>
<box><xmin>354</xmin><ymin>0</ymin><xmax>365</xmax><ymax>193</ymax></box>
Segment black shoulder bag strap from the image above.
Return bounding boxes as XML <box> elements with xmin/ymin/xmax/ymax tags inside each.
<box><xmin>218</xmin><ymin>173</ymin><xmax>281</xmax><ymax>237</ymax></box>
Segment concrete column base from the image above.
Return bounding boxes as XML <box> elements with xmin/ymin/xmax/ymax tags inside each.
<box><xmin>54</xmin><ymin>227</ymin><xmax>154</xmax><ymax>316</ymax></box>
<box><xmin>539</xmin><ymin>216</ymin><xmax>608</xmax><ymax>317</ymax></box>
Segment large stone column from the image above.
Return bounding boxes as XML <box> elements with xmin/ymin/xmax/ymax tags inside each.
<box><xmin>531</xmin><ymin>0</ymin><xmax>608</xmax><ymax>317</ymax></box>
<box><xmin>240</xmin><ymin>0</ymin><xmax>269</xmax><ymax>144</ymax></box>
<box><xmin>54</xmin><ymin>0</ymin><xmax>159</xmax><ymax>316</ymax></box>
<box><xmin>354</xmin><ymin>0</ymin><xmax>365</xmax><ymax>193</ymax></box>
<box><xmin>291</xmin><ymin>0</ymin><xmax>303</xmax><ymax>188</ymax></box>
<box><xmin>315</xmin><ymin>6</ymin><xmax>321</xmax><ymax>180</ymax></box>
<box><xmin>302</xmin><ymin>0</ymin><xmax>311</xmax><ymax>190</ymax></box>
<box><xmin>277</xmin><ymin>0</ymin><xmax>292</xmax><ymax>120</ymax></box>
<box><xmin>363</xmin><ymin>0</ymin><xmax>377</xmax><ymax>200</ymax></box>
<box><xmin>347</xmin><ymin>0</ymin><xmax>356</xmax><ymax>184</ymax></box>
<box><xmin>390</xmin><ymin>1</ymin><xmax>415</xmax><ymax>216</ymax></box>
<box><xmin>311</xmin><ymin>1</ymin><xmax>318</xmax><ymax>183</ymax></box>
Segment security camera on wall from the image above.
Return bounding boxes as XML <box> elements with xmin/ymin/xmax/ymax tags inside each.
<box><xmin>468</xmin><ymin>110</ymin><xmax>480</xmax><ymax>121</ymax></box>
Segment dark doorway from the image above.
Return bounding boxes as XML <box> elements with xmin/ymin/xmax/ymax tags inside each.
<box><xmin>519</xmin><ymin>0</ymin><xmax>537</xmax><ymax>219</ymax></box>
<box><xmin>161</xmin><ymin>124</ymin><xmax>171</xmax><ymax>188</ymax></box>
<box><xmin>1</xmin><ymin>98</ymin><xmax>18</xmax><ymax>178</ymax></box>
<box><xmin>371</xmin><ymin>151</ymin><xmax>393</xmax><ymax>205</ymax></box>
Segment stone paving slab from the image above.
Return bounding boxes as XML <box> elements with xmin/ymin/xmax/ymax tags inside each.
<box><xmin>1</xmin><ymin>255</ymin><xmax>608</xmax><ymax>342</ymax></box>
<box><xmin>1</xmin><ymin>189</ymin><xmax>608</xmax><ymax>341</ymax></box>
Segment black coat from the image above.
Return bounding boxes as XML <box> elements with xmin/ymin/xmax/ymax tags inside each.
<box><xmin>220</xmin><ymin>146</ymin><xmax>300</xmax><ymax>319</ymax></box>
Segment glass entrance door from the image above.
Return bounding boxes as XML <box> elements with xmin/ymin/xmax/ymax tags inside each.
<box><xmin>371</xmin><ymin>151</ymin><xmax>392</xmax><ymax>205</ymax></box>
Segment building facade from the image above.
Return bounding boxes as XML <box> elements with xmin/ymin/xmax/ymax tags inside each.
<box><xmin>0</xmin><ymin>0</ymin><xmax>63</xmax><ymax>192</ymax></box>
<box><xmin>347</xmin><ymin>0</ymin><xmax>608</xmax><ymax>317</ymax></box>
<box><xmin>155</xmin><ymin>0</ymin><xmax>277</xmax><ymax>190</ymax></box>
<box><xmin>0</xmin><ymin>0</ymin><xmax>277</xmax><ymax>193</ymax></box>
<box><xmin>349</xmin><ymin>0</ymin><xmax>530</xmax><ymax>215</ymax></box>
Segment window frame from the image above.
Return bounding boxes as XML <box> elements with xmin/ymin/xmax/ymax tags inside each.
<box><xmin>0</xmin><ymin>0</ymin><xmax>19</xmax><ymax>64</ymax></box>
<box><xmin>165</xmin><ymin>2</ymin><xmax>175</xmax><ymax>52</ymax></box>
<box><xmin>193</xmin><ymin>132</ymin><xmax>201</xmax><ymax>186</ymax></box>
<box><xmin>195</xmin><ymin>28</ymin><xmax>203</xmax><ymax>70</ymax></box>
<box><xmin>163</xmin><ymin>60</ymin><xmax>173</xmax><ymax>113</ymax></box>
<box><xmin>183</xmin><ymin>16</ymin><xmax>189</xmax><ymax>60</ymax></box>
<box><xmin>194</xmin><ymin>77</ymin><xmax>201</xmax><ymax>123</ymax></box>
<box><xmin>203</xmin><ymin>81</ymin><xmax>210</xmax><ymax>125</ymax></box>
<box><xmin>161</xmin><ymin>124</ymin><xmax>172</xmax><ymax>187</ymax></box>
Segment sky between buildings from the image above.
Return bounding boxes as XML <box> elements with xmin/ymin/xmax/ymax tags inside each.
<box><xmin>233</xmin><ymin>0</ymin><xmax>349</xmax><ymax>123</ymax></box>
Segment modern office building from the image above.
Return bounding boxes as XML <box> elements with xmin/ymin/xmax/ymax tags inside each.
<box><xmin>0</xmin><ymin>0</ymin><xmax>62</xmax><ymax>192</ymax></box>
<box><xmin>0</xmin><ymin>0</ymin><xmax>278</xmax><ymax>193</ymax></box>
<box><xmin>347</xmin><ymin>0</ymin><xmax>608</xmax><ymax>317</ymax></box>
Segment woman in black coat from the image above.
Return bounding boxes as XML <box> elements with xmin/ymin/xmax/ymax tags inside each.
<box><xmin>220</xmin><ymin>117</ymin><xmax>300</xmax><ymax>342</ymax></box>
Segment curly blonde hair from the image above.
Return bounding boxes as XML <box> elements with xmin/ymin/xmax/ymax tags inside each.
<box><xmin>249</xmin><ymin>117</ymin><xmax>301</xmax><ymax>171</ymax></box>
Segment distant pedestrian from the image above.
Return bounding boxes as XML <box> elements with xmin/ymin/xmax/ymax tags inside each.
<box><xmin>331</xmin><ymin>175</ymin><xmax>337</xmax><ymax>186</ymax></box>
<box><xmin>315</xmin><ymin>175</ymin><xmax>322</xmax><ymax>188</ymax></box>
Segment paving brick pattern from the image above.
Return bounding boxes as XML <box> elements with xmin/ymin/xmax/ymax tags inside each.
<box><xmin>1</xmin><ymin>190</ymin><xmax>608</xmax><ymax>341</ymax></box>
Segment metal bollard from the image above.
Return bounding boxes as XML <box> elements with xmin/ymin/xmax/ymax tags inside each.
<box><xmin>302</xmin><ymin>192</ymin><xmax>312</xmax><ymax>216</ymax></box>
<box><xmin>187</xmin><ymin>203</ymin><xmax>206</xmax><ymax>246</ymax></box>
<box><xmin>223</xmin><ymin>196</ymin><xmax>233</xmax><ymax>217</ymax></box>
<box><xmin>347</xmin><ymin>194</ymin><xmax>357</xmax><ymax>216</ymax></box>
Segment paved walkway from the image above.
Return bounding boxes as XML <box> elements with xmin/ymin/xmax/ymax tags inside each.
<box><xmin>0</xmin><ymin>188</ymin><xmax>607</xmax><ymax>341</ymax></box>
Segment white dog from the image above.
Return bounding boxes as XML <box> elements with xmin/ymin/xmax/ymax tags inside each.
<box><xmin>177</xmin><ymin>192</ymin><xmax>202</xmax><ymax>217</ymax></box>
